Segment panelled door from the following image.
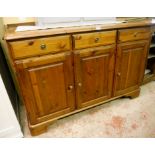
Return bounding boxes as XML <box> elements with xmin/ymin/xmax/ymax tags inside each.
<box><xmin>15</xmin><ymin>52</ymin><xmax>75</xmax><ymax>124</ymax></box>
<box><xmin>74</xmin><ymin>45</ymin><xmax>116</xmax><ymax>109</ymax></box>
<box><xmin>113</xmin><ymin>40</ymin><xmax>149</xmax><ymax>96</ymax></box>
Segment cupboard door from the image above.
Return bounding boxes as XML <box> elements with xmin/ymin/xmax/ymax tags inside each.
<box><xmin>113</xmin><ymin>40</ymin><xmax>149</xmax><ymax>96</ymax></box>
<box><xmin>74</xmin><ymin>45</ymin><xmax>115</xmax><ymax>109</ymax></box>
<box><xmin>15</xmin><ymin>52</ymin><xmax>75</xmax><ymax>124</ymax></box>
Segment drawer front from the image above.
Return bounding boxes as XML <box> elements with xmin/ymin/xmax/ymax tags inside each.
<box><xmin>9</xmin><ymin>35</ymin><xmax>71</xmax><ymax>59</ymax></box>
<box><xmin>118</xmin><ymin>28</ymin><xmax>151</xmax><ymax>42</ymax></box>
<box><xmin>73</xmin><ymin>31</ymin><xmax>116</xmax><ymax>49</ymax></box>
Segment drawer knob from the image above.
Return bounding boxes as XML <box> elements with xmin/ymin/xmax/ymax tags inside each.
<box><xmin>95</xmin><ymin>37</ymin><xmax>100</xmax><ymax>43</ymax></box>
<box><xmin>40</xmin><ymin>44</ymin><xmax>46</xmax><ymax>50</ymax></box>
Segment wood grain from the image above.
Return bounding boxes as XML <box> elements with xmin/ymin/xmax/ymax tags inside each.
<box><xmin>118</xmin><ymin>27</ymin><xmax>151</xmax><ymax>42</ymax></box>
<box><xmin>113</xmin><ymin>40</ymin><xmax>149</xmax><ymax>97</ymax></box>
<box><xmin>9</xmin><ymin>35</ymin><xmax>71</xmax><ymax>59</ymax></box>
<box><xmin>73</xmin><ymin>31</ymin><xmax>116</xmax><ymax>49</ymax></box>
<box><xmin>4</xmin><ymin>23</ymin><xmax>152</xmax><ymax>136</ymax></box>
<box><xmin>74</xmin><ymin>45</ymin><xmax>116</xmax><ymax>109</ymax></box>
<box><xmin>15</xmin><ymin>52</ymin><xmax>75</xmax><ymax>124</ymax></box>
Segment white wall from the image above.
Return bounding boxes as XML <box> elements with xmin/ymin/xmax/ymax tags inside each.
<box><xmin>0</xmin><ymin>17</ymin><xmax>23</xmax><ymax>138</ymax></box>
<box><xmin>36</xmin><ymin>17</ymin><xmax>117</xmax><ymax>28</ymax></box>
<box><xmin>0</xmin><ymin>74</ymin><xmax>23</xmax><ymax>138</ymax></box>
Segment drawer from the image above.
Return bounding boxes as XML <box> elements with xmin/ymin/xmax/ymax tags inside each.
<box><xmin>118</xmin><ymin>28</ymin><xmax>151</xmax><ymax>42</ymax></box>
<box><xmin>73</xmin><ymin>31</ymin><xmax>116</xmax><ymax>49</ymax></box>
<box><xmin>9</xmin><ymin>35</ymin><xmax>71</xmax><ymax>59</ymax></box>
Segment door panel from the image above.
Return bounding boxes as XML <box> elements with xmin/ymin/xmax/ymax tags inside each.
<box><xmin>15</xmin><ymin>52</ymin><xmax>75</xmax><ymax>124</ymax></box>
<box><xmin>74</xmin><ymin>45</ymin><xmax>115</xmax><ymax>109</ymax></box>
<box><xmin>29</xmin><ymin>63</ymin><xmax>67</xmax><ymax>117</ymax></box>
<box><xmin>114</xmin><ymin>40</ymin><xmax>149</xmax><ymax>96</ymax></box>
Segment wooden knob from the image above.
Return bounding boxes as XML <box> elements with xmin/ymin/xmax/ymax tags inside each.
<box><xmin>78</xmin><ymin>83</ymin><xmax>82</xmax><ymax>87</ymax></box>
<box><xmin>117</xmin><ymin>72</ymin><xmax>121</xmax><ymax>76</ymax></box>
<box><xmin>68</xmin><ymin>85</ymin><xmax>73</xmax><ymax>90</ymax></box>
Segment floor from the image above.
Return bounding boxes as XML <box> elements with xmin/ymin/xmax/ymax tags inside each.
<box><xmin>22</xmin><ymin>81</ymin><xmax>155</xmax><ymax>138</ymax></box>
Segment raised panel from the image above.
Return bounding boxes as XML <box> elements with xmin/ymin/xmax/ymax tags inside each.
<box><xmin>114</xmin><ymin>40</ymin><xmax>149</xmax><ymax>96</ymax></box>
<box><xmin>28</xmin><ymin>63</ymin><xmax>67</xmax><ymax>117</ymax></box>
<box><xmin>74</xmin><ymin>45</ymin><xmax>115</xmax><ymax>108</ymax></box>
<box><xmin>81</xmin><ymin>54</ymin><xmax>109</xmax><ymax>102</ymax></box>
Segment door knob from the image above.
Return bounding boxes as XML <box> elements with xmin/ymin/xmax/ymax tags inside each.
<box><xmin>78</xmin><ymin>83</ymin><xmax>82</xmax><ymax>87</ymax></box>
<box><xmin>117</xmin><ymin>72</ymin><xmax>121</xmax><ymax>76</ymax></box>
<box><xmin>68</xmin><ymin>85</ymin><xmax>74</xmax><ymax>90</ymax></box>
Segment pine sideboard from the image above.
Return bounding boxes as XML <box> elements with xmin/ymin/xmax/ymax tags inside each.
<box><xmin>4</xmin><ymin>19</ymin><xmax>155</xmax><ymax>136</ymax></box>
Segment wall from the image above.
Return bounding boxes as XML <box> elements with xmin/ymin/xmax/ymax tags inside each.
<box><xmin>0</xmin><ymin>74</ymin><xmax>23</xmax><ymax>137</ymax></box>
<box><xmin>0</xmin><ymin>18</ymin><xmax>23</xmax><ymax>137</ymax></box>
<box><xmin>2</xmin><ymin>17</ymin><xmax>118</xmax><ymax>26</ymax></box>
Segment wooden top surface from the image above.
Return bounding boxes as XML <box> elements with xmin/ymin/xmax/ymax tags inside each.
<box><xmin>4</xmin><ymin>19</ymin><xmax>155</xmax><ymax>41</ymax></box>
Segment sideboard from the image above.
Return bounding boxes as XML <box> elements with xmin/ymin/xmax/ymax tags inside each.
<box><xmin>3</xmin><ymin>19</ymin><xmax>155</xmax><ymax>136</ymax></box>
